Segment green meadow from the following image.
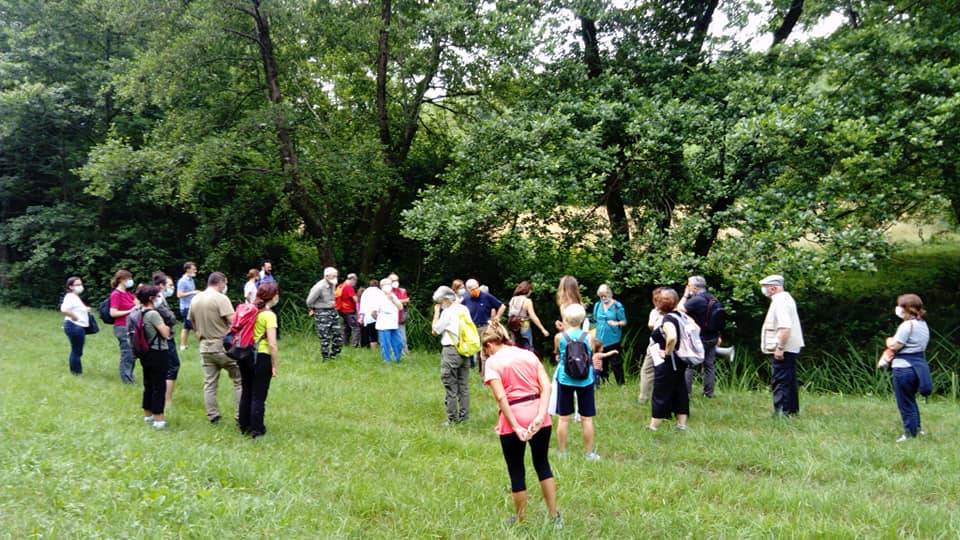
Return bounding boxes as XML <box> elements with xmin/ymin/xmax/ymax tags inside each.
<box><xmin>1</xmin><ymin>307</ymin><xmax>958</xmax><ymax>539</ymax></box>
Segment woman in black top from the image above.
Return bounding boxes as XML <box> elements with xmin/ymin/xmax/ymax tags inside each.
<box><xmin>649</xmin><ymin>288</ymin><xmax>689</xmax><ymax>431</ymax></box>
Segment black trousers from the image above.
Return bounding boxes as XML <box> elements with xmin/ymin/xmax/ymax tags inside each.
<box><xmin>599</xmin><ymin>343</ymin><xmax>624</xmax><ymax>385</ymax></box>
<box><xmin>239</xmin><ymin>352</ymin><xmax>273</xmax><ymax>436</ymax></box>
<box><xmin>141</xmin><ymin>349</ymin><xmax>168</xmax><ymax>415</ymax></box>
<box><xmin>652</xmin><ymin>355</ymin><xmax>689</xmax><ymax>419</ymax></box>
<box><xmin>771</xmin><ymin>352</ymin><xmax>800</xmax><ymax>415</ymax></box>
<box><xmin>499</xmin><ymin>426</ymin><xmax>553</xmax><ymax>493</ymax></box>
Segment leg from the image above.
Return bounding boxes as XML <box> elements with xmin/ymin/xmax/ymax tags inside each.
<box><xmin>390</xmin><ymin>329</ymin><xmax>404</xmax><ymax>362</ymax></box>
<box><xmin>701</xmin><ymin>339</ymin><xmax>718</xmax><ymax>397</ymax></box>
<box><xmin>476</xmin><ymin>325</ymin><xmax>488</xmax><ymax>373</ymax></box>
<box><xmin>223</xmin><ymin>355</ymin><xmax>244</xmax><ymax>422</ymax></box>
<box><xmin>684</xmin><ymin>364</ymin><xmax>698</xmax><ymax>397</ymax></box>
<box><xmin>608</xmin><ymin>344</ymin><xmax>624</xmax><ymax>385</ymax></box>
<box><xmin>773</xmin><ymin>352</ymin><xmax>799</xmax><ymax>415</ymax></box>
<box><xmin>340</xmin><ymin>313</ymin><xmax>351</xmax><ymax>348</ymax></box>
<box><xmin>148</xmin><ymin>352</ymin><xmax>167</xmax><ymax>419</ymax></box>
<box><xmin>378</xmin><ymin>331</ymin><xmax>391</xmax><ymax>361</ymax></box>
<box><xmin>65</xmin><ymin>324</ymin><xmax>85</xmax><ymax>375</ymax></box>
<box><xmin>399</xmin><ymin>323</ymin><xmax>409</xmax><ymax>353</ymax></box>
<box><xmin>238</xmin><ymin>356</ymin><xmax>254</xmax><ymax>433</ymax></box>
<box><xmin>115</xmin><ymin>325</ymin><xmax>136</xmax><ymax>384</ymax></box>
<box><xmin>328</xmin><ymin>309</ymin><xmax>343</xmax><ymax>357</ymax></box>
<box><xmin>639</xmin><ymin>349</ymin><xmax>655</xmax><ymax>402</ymax></box>
<box><xmin>556</xmin><ymin>416</ymin><xmax>571</xmax><ymax>452</ymax></box>
<box><xmin>893</xmin><ymin>368</ymin><xmax>920</xmax><ymax>437</ymax></box>
<box><xmin>770</xmin><ymin>356</ymin><xmax>788</xmax><ymax>415</ymax></box>
<box><xmin>576</xmin><ymin>385</ymin><xmax>597</xmax><ymax>454</ymax></box>
<box><xmin>499</xmin><ymin>433</ymin><xmax>528</xmax><ymax>519</ymax></box>
<box><xmin>440</xmin><ymin>349</ymin><xmax>459</xmax><ymax>422</ymax></box>
<box><xmin>315</xmin><ymin>312</ymin><xmax>328</xmax><ymax>358</ymax></box>
<box><xmin>529</xmin><ymin>426</ymin><xmax>558</xmax><ymax>517</ymax></box>
<box><xmin>673</xmin><ymin>366</ymin><xmax>690</xmax><ymax>426</ymax></box>
<box><xmin>785</xmin><ymin>353</ymin><xmax>800</xmax><ymax>414</ymax></box>
<box><xmin>457</xmin><ymin>358</ymin><xmax>470</xmax><ymax>421</ymax></box>
<box><xmin>165</xmin><ymin>338</ymin><xmax>180</xmax><ymax>404</ymax></box>
<box><xmin>201</xmin><ymin>353</ymin><xmax>222</xmax><ymax>421</ymax></box>
<box><xmin>349</xmin><ymin>313</ymin><xmax>361</xmax><ymax>347</ymax></box>
<box><xmin>250</xmin><ymin>352</ymin><xmax>273</xmax><ymax>436</ymax></box>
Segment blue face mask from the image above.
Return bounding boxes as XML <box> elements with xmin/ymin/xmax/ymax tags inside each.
<box><xmin>124</xmin><ymin>279</ymin><xmax>134</xmax><ymax>289</ymax></box>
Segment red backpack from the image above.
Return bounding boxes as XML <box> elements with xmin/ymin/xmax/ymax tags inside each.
<box><xmin>223</xmin><ymin>303</ymin><xmax>260</xmax><ymax>361</ymax></box>
<box><xmin>127</xmin><ymin>307</ymin><xmax>159</xmax><ymax>359</ymax></box>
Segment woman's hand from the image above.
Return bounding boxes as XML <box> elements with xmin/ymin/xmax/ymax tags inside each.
<box><xmin>607</xmin><ymin>320</ymin><xmax>619</xmax><ymax>327</ymax></box>
<box><xmin>272</xmin><ymin>366</ymin><xmax>278</xmax><ymax>378</ymax></box>
<box><xmin>527</xmin><ymin>416</ymin><xmax>544</xmax><ymax>437</ymax></box>
<box><xmin>541</xmin><ymin>328</ymin><xmax>549</xmax><ymax>337</ymax></box>
<box><xmin>659</xmin><ymin>349</ymin><xmax>667</xmax><ymax>359</ymax></box>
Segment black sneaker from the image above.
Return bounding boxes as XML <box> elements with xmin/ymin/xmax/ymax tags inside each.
<box><xmin>210</xmin><ymin>415</ymin><xmax>222</xmax><ymax>424</ymax></box>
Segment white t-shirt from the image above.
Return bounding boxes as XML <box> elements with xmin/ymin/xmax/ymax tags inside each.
<box><xmin>244</xmin><ymin>280</ymin><xmax>258</xmax><ymax>304</ymax></box>
<box><xmin>61</xmin><ymin>292</ymin><xmax>89</xmax><ymax>328</ymax></box>
<box><xmin>761</xmin><ymin>291</ymin><xmax>804</xmax><ymax>353</ymax></box>
<box><xmin>359</xmin><ymin>287</ymin><xmax>386</xmax><ymax>325</ymax></box>
<box><xmin>374</xmin><ymin>293</ymin><xmax>401</xmax><ymax>330</ymax></box>
<box><xmin>433</xmin><ymin>303</ymin><xmax>469</xmax><ymax>346</ymax></box>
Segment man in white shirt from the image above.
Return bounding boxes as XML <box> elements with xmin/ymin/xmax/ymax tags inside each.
<box><xmin>759</xmin><ymin>274</ymin><xmax>804</xmax><ymax>416</ymax></box>
<box><xmin>358</xmin><ymin>279</ymin><xmax>385</xmax><ymax>349</ymax></box>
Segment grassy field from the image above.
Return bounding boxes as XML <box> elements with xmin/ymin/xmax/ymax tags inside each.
<box><xmin>2</xmin><ymin>308</ymin><xmax>959</xmax><ymax>538</ymax></box>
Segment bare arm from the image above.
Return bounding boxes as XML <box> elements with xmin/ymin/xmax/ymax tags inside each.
<box><xmin>494</xmin><ymin>304</ymin><xmax>506</xmax><ymax>320</ymax></box>
<box><xmin>267</xmin><ymin>326</ymin><xmax>279</xmax><ymax>375</ymax></box>
<box><xmin>110</xmin><ymin>307</ymin><xmax>134</xmax><ymax>318</ymax></box>
<box><xmin>156</xmin><ymin>321</ymin><xmax>171</xmax><ymax>339</ymax></box>
<box><xmin>525</xmin><ymin>298</ymin><xmax>548</xmax><ymax>336</ymax></box>
<box><xmin>61</xmin><ymin>304</ymin><xmax>78</xmax><ymax>321</ymax></box>
<box><xmin>663</xmin><ymin>323</ymin><xmax>678</xmax><ymax>357</ymax></box>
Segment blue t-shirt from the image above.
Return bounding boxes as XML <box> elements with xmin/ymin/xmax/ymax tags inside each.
<box><xmin>556</xmin><ymin>329</ymin><xmax>594</xmax><ymax>387</ymax></box>
<box><xmin>177</xmin><ymin>275</ymin><xmax>196</xmax><ymax>311</ymax></box>
<box><xmin>593</xmin><ymin>300</ymin><xmax>626</xmax><ymax>347</ymax></box>
<box><xmin>462</xmin><ymin>291</ymin><xmax>503</xmax><ymax>327</ymax></box>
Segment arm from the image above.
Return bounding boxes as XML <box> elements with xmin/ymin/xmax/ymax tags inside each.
<box><xmin>156</xmin><ymin>320</ymin><xmax>171</xmax><ymax>339</ymax></box>
<box><xmin>267</xmin><ymin>326</ymin><xmax>279</xmax><ymax>376</ymax></box>
<box><xmin>431</xmin><ymin>304</ymin><xmax>443</xmax><ymax>335</ymax></box>
<box><xmin>61</xmin><ymin>298</ymin><xmax>79</xmax><ymax>321</ymax></box>
<box><xmin>525</xmin><ymin>363</ymin><xmax>553</xmax><ymax>438</ymax></box>
<box><xmin>305</xmin><ymin>283</ymin><xmax>322</xmax><ymax>307</ymax></box>
<box><xmin>488</xmin><ymin>378</ymin><xmax>527</xmax><ymax>439</ymax></box>
<box><xmin>662</xmin><ymin>322</ymin><xmax>678</xmax><ymax>357</ymax></box>
<box><xmin>773</xmin><ymin>328</ymin><xmax>791</xmax><ymax>360</ymax></box>
<box><xmin>110</xmin><ymin>295</ymin><xmax>135</xmax><ymax>318</ymax></box>
<box><xmin>494</xmin><ymin>304</ymin><xmax>506</xmax><ymax>320</ymax></box>
<box><xmin>525</xmin><ymin>299</ymin><xmax>549</xmax><ymax>336</ymax></box>
<box><xmin>553</xmin><ymin>333</ymin><xmax>561</xmax><ymax>361</ymax></box>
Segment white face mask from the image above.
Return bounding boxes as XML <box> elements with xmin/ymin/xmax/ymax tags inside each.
<box><xmin>72</xmin><ymin>285</ymin><xmax>84</xmax><ymax>295</ymax></box>
<box><xmin>268</xmin><ymin>296</ymin><xmax>279</xmax><ymax>308</ymax></box>
<box><xmin>392</xmin><ymin>281</ymin><xmax>399</xmax><ymax>289</ymax></box>
<box><xmin>164</xmin><ymin>287</ymin><xmax>174</xmax><ymax>297</ymax></box>
<box><xmin>895</xmin><ymin>306</ymin><xmax>905</xmax><ymax>319</ymax></box>
<box><xmin>761</xmin><ymin>286</ymin><xmax>770</xmax><ymax>297</ymax></box>
<box><xmin>327</xmin><ymin>277</ymin><xmax>338</xmax><ymax>285</ymax></box>
<box><xmin>222</xmin><ymin>285</ymin><xmax>228</xmax><ymax>295</ymax></box>
<box><xmin>124</xmin><ymin>279</ymin><xmax>134</xmax><ymax>289</ymax></box>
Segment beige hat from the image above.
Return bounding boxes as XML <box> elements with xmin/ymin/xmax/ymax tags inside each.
<box><xmin>759</xmin><ymin>274</ymin><xmax>785</xmax><ymax>286</ymax></box>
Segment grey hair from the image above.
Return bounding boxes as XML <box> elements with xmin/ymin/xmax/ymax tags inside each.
<box><xmin>597</xmin><ymin>283</ymin><xmax>612</xmax><ymax>296</ymax></box>
<box><xmin>432</xmin><ymin>286</ymin><xmax>457</xmax><ymax>303</ymax></box>
<box><xmin>689</xmin><ymin>275</ymin><xmax>707</xmax><ymax>290</ymax></box>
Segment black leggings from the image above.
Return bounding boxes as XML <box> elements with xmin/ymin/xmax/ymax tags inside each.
<box><xmin>499</xmin><ymin>426</ymin><xmax>553</xmax><ymax>493</ymax></box>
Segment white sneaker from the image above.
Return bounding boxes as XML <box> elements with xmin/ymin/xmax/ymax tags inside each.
<box><xmin>152</xmin><ymin>420</ymin><xmax>167</xmax><ymax>430</ymax></box>
<box><xmin>179</xmin><ymin>345</ymin><xmax>187</xmax><ymax>351</ymax></box>
<box><xmin>143</xmin><ymin>415</ymin><xmax>155</xmax><ymax>423</ymax></box>
<box><xmin>585</xmin><ymin>452</ymin><xmax>601</xmax><ymax>462</ymax></box>
<box><xmin>895</xmin><ymin>434</ymin><xmax>909</xmax><ymax>443</ymax></box>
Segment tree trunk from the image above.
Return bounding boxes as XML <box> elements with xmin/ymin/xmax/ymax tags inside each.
<box><xmin>376</xmin><ymin>0</ymin><xmax>392</xmax><ymax>157</ymax></box>
<box><xmin>684</xmin><ymin>0</ymin><xmax>719</xmax><ymax>66</ymax></box>
<box><xmin>246</xmin><ymin>0</ymin><xmax>334</xmax><ymax>265</ymax></box>
<box><xmin>580</xmin><ymin>15</ymin><xmax>630</xmax><ymax>262</ymax></box>
<box><xmin>771</xmin><ymin>0</ymin><xmax>805</xmax><ymax>48</ymax></box>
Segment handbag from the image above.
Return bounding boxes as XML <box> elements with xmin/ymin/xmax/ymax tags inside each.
<box><xmin>84</xmin><ymin>315</ymin><xmax>100</xmax><ymax>335</ymax></box>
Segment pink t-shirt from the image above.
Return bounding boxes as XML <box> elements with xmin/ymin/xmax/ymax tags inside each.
<box><xmin>484</xmin><ymin>345</ymin><xmax>552</xmax><ymax>436</ymax></box>
<box><xmin>110</xmin><ymin>289</ymin><xmax>136</xmax><ymax>326</ymax></box>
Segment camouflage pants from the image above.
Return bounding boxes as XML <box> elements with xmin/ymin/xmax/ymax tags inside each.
<box><xmin>314</xmin><ymin>308</ymin><xmax>343</xmax><ymax>359</ymax></box>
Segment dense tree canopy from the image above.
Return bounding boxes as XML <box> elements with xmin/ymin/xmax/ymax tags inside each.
<box><xmin>1</xmin><ymin>0</ymin><xmax>957</xmax><ymax>311</ymax></box>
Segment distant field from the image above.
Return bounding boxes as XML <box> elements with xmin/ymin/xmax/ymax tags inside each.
<box><xmin>2</xmin><ymin>308</ymin><xmax>959</xmax><ymax>538</ymax></box>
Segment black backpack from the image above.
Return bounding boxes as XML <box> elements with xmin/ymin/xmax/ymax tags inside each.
<box><xmin>705</xmin><ymin>296</ymin><xmax>727</xmax><ymax>334</ymax></box>
<box><xmin>98</xmin><ymin>298</ymin><xmax>115</xmax><ymax>325</ymax></box>
<box><xmin>562</xmin><ymin>331</ymin><xmax>591</xmax><ymax>380</ymax></box>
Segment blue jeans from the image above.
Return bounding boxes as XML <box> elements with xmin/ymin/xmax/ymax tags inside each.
<box><xmin>115</xmin><ymin>325</ymin><xmax>136</xmax><ymax>384</ymax></box>
<box><xmin>64</xmin><ymin>322</ymin><xmax>86</xmax><ymax>374</ymax></box>
<box><xmin>893</xmin><ymin>367</ymin><xmax>921</xmax><ymax>437</ymax></box>
<box><xmin>771</xmin><ymin>352</ymin><xmax>799</xmax><ymax>416</ymax></box>
<box><xmin>378</xmin><ymin>329</ymin><xmax>404</xmax><ymax>363</ymax></box>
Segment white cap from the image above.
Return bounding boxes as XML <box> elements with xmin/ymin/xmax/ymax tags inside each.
<box><xmin>323</xmin><ymin>267</ymin><xmax>338</xmax><ymax>277</ymax></box>
<box><xmin>759</xmin><ymin>274</ymin><xmax>784</xmax><ymax>286</ymax></box>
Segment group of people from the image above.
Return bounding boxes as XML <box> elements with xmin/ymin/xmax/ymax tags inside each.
<box><xmin>58</xmin><ymin>263</ymin><xmax>933</xmax><ymax>525</ymax></box>
<box><xmin>60</xmin><ymin>261</ymin><xmax>281</xmax><ymax>437</ymax></box>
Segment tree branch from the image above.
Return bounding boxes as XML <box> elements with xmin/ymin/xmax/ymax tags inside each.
<box><xmin>771</xmin><ymin>0</ymin><xmax>805</xmax><ymax>49</ymax></box>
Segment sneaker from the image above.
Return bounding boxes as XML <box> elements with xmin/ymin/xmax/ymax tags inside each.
<box><xmin>143</xmin><ymin>415</ymin><xmax>155</xmax><ymax>423</ymax></box>
<box><xmin>676</xmin><ymin>424</ymin><xmax>688</xmax><ymax>431</ymax></box>
<box><xmin>556</xmin><ymin>450</ymin><xmax>568</xmax><ymax>460</ymax></box>
<box><xmin>179</xmin><ymin>345</ymin><xmax>187</xmax><ymax>351</ymax></box>
<box><xmin>209</xmin><ymin>415</ymin><xmax>222</xmax><ymax>425</ymax></box>
<box><xmin>553</xmin><ymin>513</ymin><xmax>564</xmax><ymax>530</ymax></box>
<box><xmin>504</xmin><ymin>516</ymin><xmax>519</xmax><ymax>527</ymax></box>
<box><xmin>152</xmin><ymin>420</ymin><xmax>167</xmax><ymax>430</ymax></box>
<box><xmin>585</xmin><ymin>452</ymin><xmax>601</xmax><ymax>462</ymax></box>
<box><xmin>647</xmin><ymin>425</ymin><xmax>658</xmax><ymax>432</ymax></box>
<box><xmin>896</xmin><ymin>434</ymin><xmax>910</xmax><ymax>443</ymax></box>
